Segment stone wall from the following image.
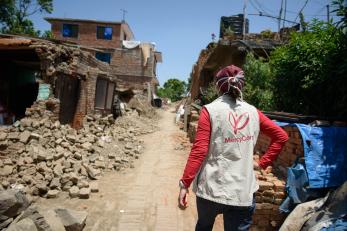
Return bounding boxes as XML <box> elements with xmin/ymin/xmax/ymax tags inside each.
<box><xmin>252</xmin><ymin>156</ymin><xmax>287</xmax><ymax>230</ymax></box>
<box><xmin>190</xmin><ymin>47</ymin><xmax>215</xmax><ymax>100</ymax></box>
<box><xmin>255</xmin><ymin>126</ymin><xmax>304</xmax><ymax>176</ymax></box>
<box><xmin>72</xmin><ymin>69</ymin><xmax>98</xmax><ymax>129</ymax></box>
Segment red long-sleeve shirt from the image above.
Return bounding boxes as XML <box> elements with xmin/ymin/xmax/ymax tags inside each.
<box><xmin>181</xmin><ymin>107</ymin><xmax>288</xmax><ymax>188</ymax></box>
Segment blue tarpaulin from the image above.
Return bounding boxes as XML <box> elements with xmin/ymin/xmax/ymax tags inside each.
<box><xmin>276</xmin><ymin>122</ymin><xmax>347</xmax><ymax>188</ymax></box>
<box><xmin>296</xmin><ymin>124</ymin><xmax>347</xmax><ymax>188</ymax></box>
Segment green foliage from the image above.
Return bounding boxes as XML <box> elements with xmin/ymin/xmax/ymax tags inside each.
<box><xmin>332</xmin><ymin>0</ymin><xmax>347</xmax><ymax>31</ymax></box>
<box><xmin>41</xmin><ymin>30</ymin><xmax>54</xmax><ymax>39</ymax></box>
<box><xmin>243</xmin><ymin>54</ymin><xmax>275</xmax><ymax>111</ymax></box>
<box><xmin>224</xmin><ymin>26</ymin><xmax>235</xmax><ymax>37</ymax></box>
<box><xmin>299</xmin><ymin>12</ymin><xmax>308</xmax><ymax>32</ymax></box>
<box><xmin>157</xmin><ymin>78</ymin><xmax>187</xmax><ymax>102</ymax></box>
<box><xmin>270</xmin><ymin>20</ymin><xmax>347</xmax><ymax>117</ymax></box>
<box><xmin>260</xmin><ymin>29</ymin><xmax>273</xmax><ymax>39</ymax></box>
<box><xmin>200</xmin><ymin>82</ymin><xmax>219</xmax><ymax>105</ymax></box>
<box><xmin>0</xmin><ymin>0</ymin><xmax>53</xmax><ymax>36</ymax></box>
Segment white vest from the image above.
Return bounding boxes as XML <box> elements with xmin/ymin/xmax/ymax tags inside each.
<box><xmin>193</xmin><ymin>95</ymin><xmax>260</xmax><ymax>206</ymax></box>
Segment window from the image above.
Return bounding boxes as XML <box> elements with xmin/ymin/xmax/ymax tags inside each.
<box><xmin>97</xmin><ymin>26</ymin><xmax>112</xmax><ymax>40</ymax></box>
<box><xmin>62</xmin><ymin>24</ymin><xmax>79</xmax><ymax>38</ymax></box>
<box><xmin>95</xmin><ymin>78</ymin><xmax>115</xmax><ymax>111</ymax></box>
<box><xmin>95</xmin><ymin>52</ymin><xmax>111</xmax><ymax>64</ymax></box>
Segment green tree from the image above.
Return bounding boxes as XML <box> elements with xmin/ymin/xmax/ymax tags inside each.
<box><xmin>0</xmin><ymin>0</ymin><xmax>53</xmax><ymax>36</ymax></box>
<box><xmin>157</xmin><ymin>78</ymin><xmax>187</xmax><ymax>102</ymax></box>
<box><xmin>332</xmin><ymin>0</ymin><xmax>347</xmax><ymax>31</ymax></box>
<box><xmin>41</xmin><ymin>30</ymin><xmax>53</xmax><ymax>39</ymax></box>
<box><xmin>270</xmin><ymin>20</ymin><xmax>347</xmax><ymax>117</ymax></box>
<box><xmin>243</xmin><ymin>53</ymin><xmax>274</xmax><ymax>111</ymax></box>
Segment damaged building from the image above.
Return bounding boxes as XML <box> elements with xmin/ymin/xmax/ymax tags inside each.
<box><xmin>45</xmin><ymin>18</ymin><xmax>162</xmax><ymax>101</ymax></box>
<box><xmin>0</xmin><ymin>34</ymin><xmax>114</xmax><ymax>128</ymax></box>
<box><xmin>0</xmin><ymin>18</ymin><xmax>162</xmax><ymax>128</ymax></box>
<box><xmin>189</xmin><ymin>36</ymin><xmax>280</xmax><ymax>101</ymax></box>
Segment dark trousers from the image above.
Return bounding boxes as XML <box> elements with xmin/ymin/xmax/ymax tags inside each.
<box><xmin>195</xmin><ymin>196</ymin><xmax>255</xmax><ymax>231</ymax></box>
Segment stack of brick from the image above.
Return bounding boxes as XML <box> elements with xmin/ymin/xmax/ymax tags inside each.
<box><xmin>252</xmin><ymin>155</ymin><xmax>287</xmax><ymax>230</ymax></box>
<box><xmin>255</xmin><ymin>126</ymin><xmax>304</xmax><ymax>176</ymax></box>
<box><xmin>188</xmin><ymin>122</ymin><xmax>198</xmax><ymax>143</ymax></box>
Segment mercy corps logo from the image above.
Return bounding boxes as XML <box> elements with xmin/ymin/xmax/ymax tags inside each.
<box><xmin>228</xmin><ymin>111</ymin><xmax>250</xmax><ymax>134</ymax></box>
<box><xmin>224</xmin><ymin>111</ymin><xmax>252</xmax><ymax>143</ymax></box>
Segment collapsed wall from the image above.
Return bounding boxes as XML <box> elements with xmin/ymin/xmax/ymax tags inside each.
<box><xmin>253</xmin><ymin>155</ymin><xmax>287</xmax><ymax>231</ymax></box>
<box><xmin>0</xmin><ymin>98</ymin><xmax>158</xmax><ymax>200</ymax></box>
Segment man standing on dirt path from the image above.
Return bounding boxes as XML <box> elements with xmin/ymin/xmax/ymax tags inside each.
<box><xmin>178</xmin><ymin>65</ymin><xmax>288</xmax><ymax>231</ymax></box>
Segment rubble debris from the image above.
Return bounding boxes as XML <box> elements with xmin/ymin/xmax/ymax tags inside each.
<box><xmin>6</xmin><ymin>217</ymin><xmax>38</xmax><ymax>231</ymax></box>
<box><xmin>54</xmin><ymin>208</ymin><xmax>87</xmax><ymax>231</ymax></box>
<box><xmin>89</xmin><ymin>182</ymin><xmax>99</xmax><ymax>193</ymax></box>
<box><xmin>127</xmin><ymin>94</ymin><xmax>158</xmax><ymax>119</ymax></box>
<box><xmin>253</xmin><ymin>154</ymin><xmax>287</xmax><ymax>230</ymax></box>
<box><xmin>0</xmin><ymin>189</ymin><xmax>88</xmax><ymax>230</ymax></box>
<box><xmin>38</xmin><ymin>209</ymin><xmax>66</xmax><ymax>231</ymax></box>
<box><xmin>78</xmin><ymin>188</ymin><xmax>90</xmax><ymax>199</ymax></box>
<box><xmin>0</xmin><ymin>190</ymin><xmax>30</xmax><ymax>224</ymax></box>
<box><xmin>47</xmin><ymin>190</ymin><xmax>60</xmax><ymax>199</ymax></box>
<box><xmin>0</xmin><ymin>98</ymin><xmax>158</xmax><ymax>200</ymax></box>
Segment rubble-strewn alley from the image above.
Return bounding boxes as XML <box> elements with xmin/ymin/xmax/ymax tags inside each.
<box><xmin>0</xmin><ymin>105</ymin><xmax>208</xmax><ymax>231</ymax></box>
<box><xmin>0</xmin><ymin>98</ymin><xmax>157</xmax><ymax>197</ymax></box>
<box><xmin>0</xmin><ymin>95</ymin><xmax>160</xmax><ymax>230</ymax></box>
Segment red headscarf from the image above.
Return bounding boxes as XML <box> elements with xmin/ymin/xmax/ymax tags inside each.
<box><xmin>215</xmin><ymin>65</ymin><xmax>245</xmax><ymax>99</ymax></box>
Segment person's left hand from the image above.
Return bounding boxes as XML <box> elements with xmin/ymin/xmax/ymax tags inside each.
<box><xmin>178</xmin><ymin>188</ymin><xmax>189</xmax><ymax>210</ymax></box>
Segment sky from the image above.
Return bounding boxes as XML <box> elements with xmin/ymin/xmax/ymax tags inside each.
<box><xmin>30</xmin><ymin>0</ymin><xmax>337</xmax><ymax>86</ymax></box>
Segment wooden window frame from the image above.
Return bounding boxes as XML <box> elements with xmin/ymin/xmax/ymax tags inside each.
<box><xmin>94</xmin><ymin>77</ymin><xmax>115</xmax><ymax>113</ymax></box>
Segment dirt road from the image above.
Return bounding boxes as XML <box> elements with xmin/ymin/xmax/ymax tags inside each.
<box><xmin>37</xmin><ymin>108</ymin><xmax>222</xmax><ymax>230</ymax></box>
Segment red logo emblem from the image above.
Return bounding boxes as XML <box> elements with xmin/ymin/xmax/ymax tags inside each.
<box><xmin>228</xmin><ymin>112</ymin><xmax>250</xmax><ymax>134</ymax></box>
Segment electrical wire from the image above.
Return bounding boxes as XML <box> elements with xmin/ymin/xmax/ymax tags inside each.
<box><xmin>253</xmin><ymin>0</ymin><xmax>277</xmax><ymax>15</ymax></box>
<box><xmin>294</xmin><ymin>0</ymin><xmax>310</xmax><ymax>21</ymax></box>
<box><xmin>249</xmin><ymin>0</ymin><xmax>278</xmax><ymax>23</ymax></box>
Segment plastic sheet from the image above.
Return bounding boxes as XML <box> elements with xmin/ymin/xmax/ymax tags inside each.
<box><xmin>296</xmin><ymin>124</ymin><xmax>347</xmax><ymax>188</ymax></box>
<box><xmin>275</xmin><ymin>121</ymin><xmax>347</xmax><ymax>189</ymax></box>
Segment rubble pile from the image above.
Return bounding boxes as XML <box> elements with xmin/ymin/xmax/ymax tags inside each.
<box><xmin>256</xmin><ymin>126</ymin><xmax>304</xmax><ymax>176</ymax></box>
<box><xmin>252</xmin><ymin>155</ymin><xmax>287</xmax><ymax>231</ymax></box>
<box><xmin>0</xmin><ymin>98</ymin><xmax>158</xmax><ymax>200</ymax></box>
<box><xmin>127</xmin><ymin>94</ymin><xmax>158</xmax><ymax>119</ymax></box>
<box><xmin>0</xmin><ymin>189</ymin><xmax>87</xmax><ymax>230</ymax></box>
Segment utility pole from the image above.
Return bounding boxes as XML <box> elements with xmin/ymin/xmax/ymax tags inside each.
<box><xmin>326</xmin><ymin>4</ymin><xmax>330</xmax><ymax>22</ymax></box>
<box><xmin>120</xmin><ymin>9</ymin><xmax>128</xmax><ymax>22</ymax></box>
<box><xmin>243</xmin><ymin>0</ymin><xmax>248</xmax><ymax>40</ymax></box>
<box><xmin>278</xmin><ymin>0</ymin><xmax>284</xmax><ymax>33</ymax></box>
<box><xmin>282</xmin><ymin>0</ymin><xmax>287</xmax><ymax>28</ymax></box>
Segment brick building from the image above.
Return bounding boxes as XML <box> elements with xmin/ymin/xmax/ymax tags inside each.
<box><xmin>45</xmin><ymin>17</ymin><xmax>134</xmax><ymax>48</ymax></box>
<box><xmin>0</xmin><ymin>34</ymin><xmax>113</xmax><ymax>128</ymax></box>
<box><xmin>45</xmin><ymin>17</ymin><xmax>162</xmax><ymax>108</ymax></box>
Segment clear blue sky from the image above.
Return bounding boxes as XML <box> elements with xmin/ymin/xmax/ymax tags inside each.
<box><xmin>30</xmin><ymin>0</ymin><xmax>337</xmax><ymax>86</ymax></box>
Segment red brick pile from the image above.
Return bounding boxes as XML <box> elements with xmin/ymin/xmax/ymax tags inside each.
<box><xmin>255</xmin><ymin>126</ymin><xmax>304</xmax><ymax>176</ymax></box>
<box><xmin>252</xmin><ymin>155</ymin><xmax>287</xmax><ymax>230</ymax></box>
